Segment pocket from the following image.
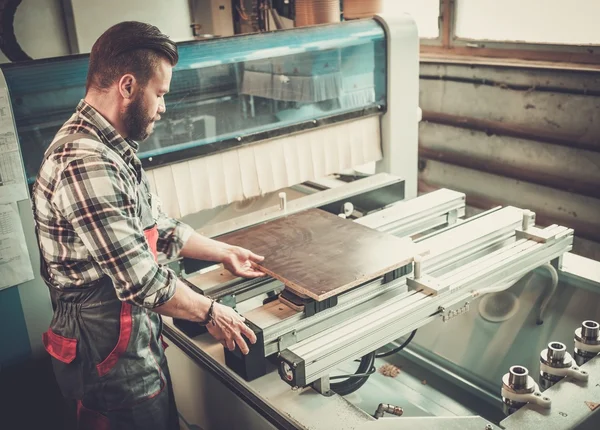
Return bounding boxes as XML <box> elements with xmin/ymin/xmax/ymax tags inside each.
<box><xmin>96</xmin><ymin>302</ymin><xmax>133</xmax><ymax>377</ymax></box>
<box><xmin>42</xmin><ymin>329</ymin><xmax>77</xmax><ymax>364</ymax></box>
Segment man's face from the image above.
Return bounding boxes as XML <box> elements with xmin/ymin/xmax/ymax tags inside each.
<box><xmin>124</xmin><ymin>59</ymin><xmax>172</xmax><ymax>141</ymax></box>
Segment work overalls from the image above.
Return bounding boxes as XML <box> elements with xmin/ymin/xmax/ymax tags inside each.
<box><xmin>35</xmin><ymin>133</ymin><xmax>179</xmax><ymax>430</ymax></box>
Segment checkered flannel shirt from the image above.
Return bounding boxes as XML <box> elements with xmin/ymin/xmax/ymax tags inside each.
<box><xmin>33</xmin><ymin>100</ymin><xmax>194</xmax><ymax>308</ymax></box>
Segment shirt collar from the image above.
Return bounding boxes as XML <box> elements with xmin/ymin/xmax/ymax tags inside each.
<box><xmin>76</xmin><ymin>100</ymin><xmax>139</xmax><ymax>163</ymax></box>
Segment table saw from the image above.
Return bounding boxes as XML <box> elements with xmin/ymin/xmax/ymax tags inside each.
<box><xmin>2</xmin><ymin>12</ymin><xmax>599</xmax><ymax>430</ymax></box>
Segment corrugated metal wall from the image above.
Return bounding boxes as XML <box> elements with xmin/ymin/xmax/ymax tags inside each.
<box><xmin>418</xmin><ymin>63</ymin><xmax>600</xmax><ymax>260</ymax></box>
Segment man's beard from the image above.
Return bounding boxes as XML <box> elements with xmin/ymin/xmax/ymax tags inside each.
<box><xmin>123</xmin><ymin>94</ymin><xmax>153</xmax><ymax>141</ymax></box>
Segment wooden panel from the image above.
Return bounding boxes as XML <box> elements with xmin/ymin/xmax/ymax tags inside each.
<box><xmin>184</xmin><ymin>265</ymin><xmax>237</xmax><ymax>291</ymax></box>
<box><xmin>218</xmin><ymin>209</ymin><xmax>415</xmax><ymax>301</ymax></box>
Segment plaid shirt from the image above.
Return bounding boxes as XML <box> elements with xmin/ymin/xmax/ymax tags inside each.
<box><xmin>33</xmin><ymin>100</ymin><xmax>194</xmax><ymax>308</ymax></box>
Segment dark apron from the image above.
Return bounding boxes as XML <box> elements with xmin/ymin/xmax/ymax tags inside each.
<box><xmin>36</xmin><ymin>134</ymin><xmax>179</xmax><ymax>430</ymax></box>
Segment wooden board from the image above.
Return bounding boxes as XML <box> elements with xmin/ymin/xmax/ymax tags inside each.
<box><xmin>217</xmin><ymin>209</ymin><xmax>415</xmax><ymax>301</ymax></box>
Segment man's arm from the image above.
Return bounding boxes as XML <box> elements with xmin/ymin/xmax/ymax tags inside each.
<box><xmin>54</xmin><ymin>154</ymin><xmax>179</xmax><ymax>308</ymax></box>
<box><xmin>153</xmin><ymin>196</ymin><xmax>264</xmax><ymax>277</ymax></box>
<box><xmin>154</xmin><ymin>278</ymin><xmax>257</xmax><ymax>354</ymax></box>
<box><xmin>54</xmin><ymin>155</ymin><xmax>256</xmax><ymax>353</ymax></box>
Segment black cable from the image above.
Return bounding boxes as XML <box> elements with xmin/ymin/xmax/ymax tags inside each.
<box><xmin>329</xmin><ymin>367</ymin><xmax>376</xmax><ymax>380</ymax></box>
<box><xmin>374</xmin><ymin>329</ymin><xmax>417</xmax><ymax>358</ymax></box>
<box><xmin>330</xmin><ymin>352</ymin><xmax>375</xmax><ymax>396</ymax></box>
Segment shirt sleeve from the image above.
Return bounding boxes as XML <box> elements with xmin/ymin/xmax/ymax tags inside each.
<box><xmin>52</xmin><ymin>154</ymin><xmax>176</xmax><ymax>308</ymax></box>
<box><xmin>154</xmin><ymin>195</ymin><xmax>194</xmax><ymax>259</ymax></box>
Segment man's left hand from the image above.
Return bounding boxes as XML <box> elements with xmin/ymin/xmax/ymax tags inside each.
<box><xmin>222</xmin><ymin>246</ymin><xmax>265</xmax><ymax>278</ymax></box>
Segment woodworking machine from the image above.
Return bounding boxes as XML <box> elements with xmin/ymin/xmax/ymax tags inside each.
<box><xmin>3</xmin><ymin>12</ymin><xmax>599</xmax><ymax>430</ymax></box>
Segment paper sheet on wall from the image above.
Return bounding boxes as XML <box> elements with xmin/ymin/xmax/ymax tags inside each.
<box><xmin>0</xmin><ymin>88</ymin><xmax>28</xmax><ymax>204</ymax></box>
<box><xmin>0</xmin><ymin>203</ymin><xmax>34</xmax><ymax>290</ymax></box>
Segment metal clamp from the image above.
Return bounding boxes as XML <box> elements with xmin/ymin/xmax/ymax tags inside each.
<box><xmin>502</xmin><ymin>365</ymin><xmax>551</xmax><ymax>416</ymax></box>
<box><xmin>539</xmin><ymin>342</ymin><xmax>588</xmax><ymax>390</ymax></box>
<box><xmin>574</xmin><ymin>320</ymin><xmax>600</xmax><ymax>365</ymax></box>
<box><xmin>406</xmin><ymin>255</ymin><xmax>449</xmax><ymax>296</ymax></box>
<box><xmin>311</xmin><ymin>375</ymin><xmax>333</xmax><ymax>397</ymax></box>
<box><xmin>515</xmin><ymin>226</ymin><xmax>557</xmax><ymax>244</ymax></box>
<box><xmin>540</xmin><ymin>362</ymin><xmax>588</xmax><ymax>380</ymax></box>
<box><xmin>515</xmin><ymin>211</ymin><xmax>556</xmax><ymax>244</ymax></box>
<box><xmin>277</xmin><ymin>331</ymin><xmax>298</xmax><ymax>351</ymax></box>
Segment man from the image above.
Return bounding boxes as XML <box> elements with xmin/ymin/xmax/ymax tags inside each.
<box><xmin>33</xmin><ymin>21</ymin><xmax>262</xmax><ymax>430</ymax></box>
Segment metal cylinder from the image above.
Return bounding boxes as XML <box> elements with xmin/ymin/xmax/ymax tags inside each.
<box><xmin>279</xmin><ymin>192</ymin><xmax>287</xmax><ymax>211</ymax></box>
<box><xmin>502</xmin><ymin>365</ymin><xmax>535</xmax><ymax>416</ymax></box>
<box><xmin>373</xmin><ymin>403</ymin><xmax>403</xmax><ymax>419</ymax></box>
<box><xmin>508</xmin><ymin>366</ymin><xmax>528</xmax><ymax>389</ymax></box>
<box><xmin>574</xmin><ymin>320</ymin><xmax>600</xmax><ymax>366</ymax></box>
<box><xmin>581</xmin><ymin>320</ymin><xmax>600</xmax><ymax>339</ymax></box>
<box><xmin>413</xmin><ymin>255</ymin><xmax>422</xmax><ymax>279</ymax></box>
<box><xmin>539</xmin><ymin>342</ymin><xmax>572</xmax><ymax>390</ymax></box>
<box><xmin>547</xmin><ymin>342</ymin><xmax>566</xmax><ymax>362</ymax></box>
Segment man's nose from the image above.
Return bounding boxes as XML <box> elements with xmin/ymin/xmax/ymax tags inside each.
<box><xmin>158</xmin><ymin>99</ymin><xmax>166</xmax><ymax>114</ymax></box>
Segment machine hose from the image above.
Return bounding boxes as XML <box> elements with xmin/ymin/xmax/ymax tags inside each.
<box><xmin>330</xmin><ymin>352</ymin><xmax>375</xmax><ymax>396</ymax></box>
<box><xmin>475</xmin><ymin>262</ymin><xmax>559</xmax><ymax>325</ymax></box>
<box><xmin>536</xmin><ymin>263</ymin><xmax>558</xmax><ymax>325</ymax></box>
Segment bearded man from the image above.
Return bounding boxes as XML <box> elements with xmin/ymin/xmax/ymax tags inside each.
<box><xmin>32</xmin><ymin>21</ymin><xmax>262</xmax><ymax>430</ymax></box>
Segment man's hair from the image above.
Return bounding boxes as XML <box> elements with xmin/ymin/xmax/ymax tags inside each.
<box><xmin>86</xmin><ymin>21</ymin><xmax>178</xmax><ymax>93</ymax></box>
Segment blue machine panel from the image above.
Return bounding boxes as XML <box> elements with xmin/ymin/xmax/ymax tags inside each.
<box><xmin>1</xmin><ymin>20</ymin><xmax>386</xmax><ymax>184</ymax></box>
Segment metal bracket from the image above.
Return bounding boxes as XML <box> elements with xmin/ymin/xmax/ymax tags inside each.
<box><xmin>515</xmin><ymin>226</ymin><xmax>556</xmax><ymax>244</ymax></box>
<box><xmin>515</xmin><ymin>210</ymin><xmax>556</xmax><ymax>244</ymax></box>
<box><xmin>219</xmin><ymin>294</ymin><xmax>237</xmax><ymax>309</ymax></box>
<box><xmin>407</xmin><ymin>275</ymin><xmax>449</xmax><ymax>296</ymax></box>
<box><xmin>277</xmin><ymin>331</ymin><xmax>298</xmax><ymax>351</ymax></box>
<box><xmin>311</xmin><ymin>375</ymin><xmax>334</xmax><ymax>397</ymax></box>
<box><xmin>439</xmin><ymin>302</ymin><xmax>471</xmax><ymax>323</ymax></box>
<box><xmin>447</xmin><ymin>208</ymin><xmax>459</xmax><ymax>225</ymax></box>
<box><xmin>406</xmin><ymin>255</ymin><xmax>448</xmax><ymax>296</ymax></box>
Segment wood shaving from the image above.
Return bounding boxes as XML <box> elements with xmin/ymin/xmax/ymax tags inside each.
<box><xmin>378</xmin><ymin>363</ymin><xmax>401</xmax><ymax>378</ymax></box>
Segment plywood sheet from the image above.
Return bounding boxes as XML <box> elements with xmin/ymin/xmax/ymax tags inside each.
<box><xmin>218</xmin><ymin>209</ymin><xmax>414</xmax><ymax>301</ymax></box>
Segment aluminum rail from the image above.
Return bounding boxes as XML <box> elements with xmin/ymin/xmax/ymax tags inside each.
<box><xmin>185</xmin><ymin>188</ymin><xmax>466</xmax><ymax>303</ymax></box>
<box><xmin>257</xmin><ymin>207</ymin><xmax>524</xmax><ymax>356</ymax></box>
<box><xmin>279</xmin><ymin>224</ymin><xmax>573</xmax><ymax>386</ymax></box>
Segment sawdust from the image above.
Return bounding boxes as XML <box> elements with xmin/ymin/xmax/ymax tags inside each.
<box><xmin>379</xmin><ymin>364</ymin><xmax>401</xmax><ymax>378</ymax></box>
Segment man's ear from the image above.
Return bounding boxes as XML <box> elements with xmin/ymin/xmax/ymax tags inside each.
<box><xmin>118</xmin><ymin>74</ymin><xmax>136</xmax><ymax>100</ymax></box>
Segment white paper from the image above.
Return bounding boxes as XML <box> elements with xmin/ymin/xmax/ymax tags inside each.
<box><xmin>0</xmin><ymin>203</ymin><xmax>34</xmax><ymax>290</ymax></box>
<box><xmin>0</xmin><ymin>87</ymin><xmax>28</xmax><ymax>204</ymax></box>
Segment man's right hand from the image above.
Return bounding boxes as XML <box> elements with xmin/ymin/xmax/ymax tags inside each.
<box><xmin>154</xmin><ymin>280</ymin><xmax>257</xmax><ymax>354</ymax></box>
<box><xmin>207</xmin><ymin>302</ymin><xmax>257</xmax><ymax>355</ymax></box>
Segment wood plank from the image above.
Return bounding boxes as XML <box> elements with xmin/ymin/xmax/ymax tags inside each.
<box><xmin>184</xmin><ymin>265</ymin><xmax>237</xmax><ymax>291</ymax></box>
<box><xmin>218</xmin><ymin>209</ymin><xmax>415</xmax><ymax>301</ymax></box>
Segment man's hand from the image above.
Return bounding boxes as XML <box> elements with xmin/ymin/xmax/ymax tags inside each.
<box><xmin>207</xmin><ymin>302</ymin><xmax>257</xmax><ymax>355</ymax></box>
<box><xmin>222</xmin><ymin>246</ymin><xmax>265</xmax><ymax>278</ymax></box>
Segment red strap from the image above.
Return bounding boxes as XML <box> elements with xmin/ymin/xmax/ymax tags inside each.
<box><xmin>144</xmin><ymin>226</ymin><xmax>159</xmax><ymax>262</ymax></box>
<box><xmin>42</xmin><ymin>329</ymin><xmax>77</xmax><ymax>364</ymax></box>
<box><xmin>77</xmin><ymin>401</ymin><xmax>110</xmax><ymax>430</ymax></box>
<box><xmin>160</xmin><ymin>334</ymin><xmax>169</xmax><ymax>350</ymax></box>
<box><xmin>96</xmin><ymin>302</ymin><xmax>133</xmax><ymax>377</ymax></box>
